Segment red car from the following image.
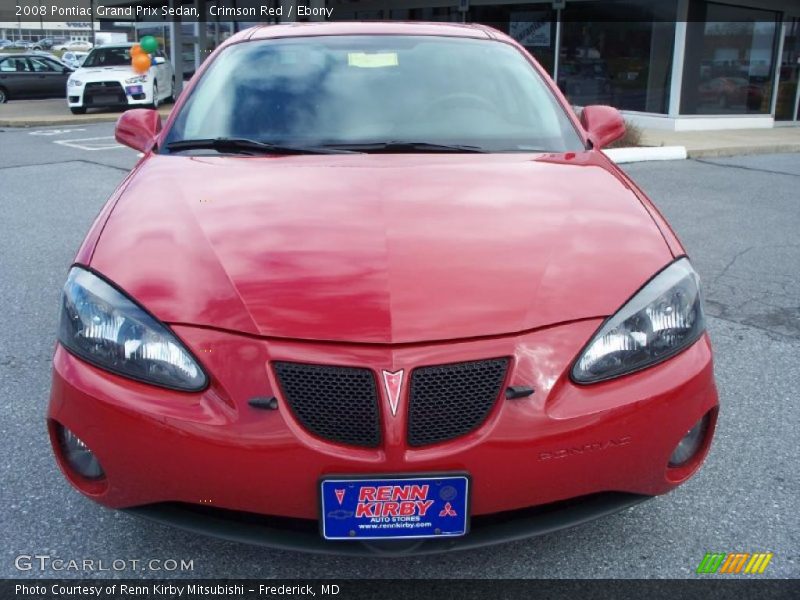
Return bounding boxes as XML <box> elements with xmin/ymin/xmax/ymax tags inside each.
<box><xmin>48</xmin><ymin>22</ymin><xmax>718</xmax><ymax>555</ymax></box>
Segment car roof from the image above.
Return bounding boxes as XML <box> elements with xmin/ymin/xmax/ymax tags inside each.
<box><xmin>1</xmin><ymin>53</ymin><xmax>58</xmax><ymax>58</ymax></box>
<box><xmin>244</xmin><ymin>21</ymin><xmax>496</xmax><ymax>42</ymax></box>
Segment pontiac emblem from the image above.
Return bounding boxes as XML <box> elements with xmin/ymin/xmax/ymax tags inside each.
<box><xmin>381</xmin><ymin>370</ymin><xmax>404</xmax><ymax>417</ymax></box>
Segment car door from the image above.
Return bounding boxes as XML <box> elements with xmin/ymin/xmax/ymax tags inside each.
<box><xmin>0</xmin><ymin>57</ymin><xmax>22</xmax><ymax>97</ymax></box>
<box><xmin>0</xmin><ymin>57</ymin><xmax>37</xmax><ymax>98</ymax></box>
<box><xmin>28</xmin><ymin>56</ymin><xmax>68</xmax><ymax>97</ymax></box>
<box><xmin>43</xmin><ymin>57</ymin><xmax>71</xmax><ymax>95</ymax></box>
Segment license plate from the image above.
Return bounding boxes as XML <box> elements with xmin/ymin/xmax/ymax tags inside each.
<box><xmin>320</xmin><ymin>475</ymin><xmax>469</xmax><ymax>540</ymax></box>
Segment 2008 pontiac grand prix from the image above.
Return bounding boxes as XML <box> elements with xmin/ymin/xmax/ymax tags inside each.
<box><xmin>48</xmin><ymin>22</ymin><xmax>718</xmax><ymax>555</ymax></box>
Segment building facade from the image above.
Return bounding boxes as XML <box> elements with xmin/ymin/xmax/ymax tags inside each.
<box><xmin>416</xmin><ymin>0</ymin><xmax>800</xmax><ymax>130</ymax></box>
<box><xmin>71</xmin><ymin>0</ymin><xmax>800</xmax><ymax>128</ymax></box>
<box><xmin>0</xmin><ymin>21</ymin><xmax>98</xmax><ymax>44</ymax></box>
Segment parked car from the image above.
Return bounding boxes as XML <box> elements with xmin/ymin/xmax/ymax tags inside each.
<box><xmin>61</xmin><ymin>51</ymin><xmax>89</xmax><ymax>70</ymax></box>
<box><xmin>0</xmin><ymin>39</ymin><xmax>13</xmax><ymax>49</ymax></box>
<box><xmin>20</xmin><ymin>50</ymin><xmax>61</xmax><ymax>62</ymax></box>
<box><xmin>53</xmin><ymin>40</ymin><xmax>93</xmax><ymax>52</ymax></box>
<box><xmin>0</xmin><ymin>53</ymin><xmax>72</xmax><ymax>103</ymax></box>
<box><xmin>49</xmin><ymin>22</ymin><xmax>718</xmax><ymax>555</ymax></box>
<box><xmin>5</xmin><ymin>40</ymin><xmax>34</xmax><ymax>50</ymax></box>
<box><xmin>698</xmin><ymin>76</ymin><xmax>764</xmax><ymax>111</ymax></box>
<box><xmin>67</xmin><ymin>44</ymin><xmax>174</xmax><ymax>114</ymax></box>
<box><xmin>32</xmin><ymin>37</ymin><xmax>55</xmax><ymax>50</ymax></box>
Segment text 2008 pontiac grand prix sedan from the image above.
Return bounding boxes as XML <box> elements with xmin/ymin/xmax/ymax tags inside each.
<box><xmin>48</xmin><ymin>22</ymin><xmax>718</xmax><ymax>555</ymax></box>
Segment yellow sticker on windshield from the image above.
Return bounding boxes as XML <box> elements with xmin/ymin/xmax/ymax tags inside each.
<box><xmin>347</xmin><ymin>52</ymin><xmax>399</xmax><ymax>68</ymax></box>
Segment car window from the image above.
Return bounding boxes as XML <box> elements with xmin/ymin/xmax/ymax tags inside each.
<box><xmin>83</xmin><ymin>47</ymin><xmax>130</xmax><ymax>67</ymax></box>
<box><xmin>166</xmin><ymin>36</ymin><xmax>583</xmax><ymax>153</ymax></box>
<box><xmin>44</xmin><ymin>58</ymin><xmax>65</xmax><ymax>70</ymax></box>
<box><xmin>29</xmin><ymin>57</ymin><xmax>56</xmax><ymax>72</ymax></box>
<box><xmin>1</xmin><ymin>57</ymin><xmax>30</xmax><ymax>72</ymax></box>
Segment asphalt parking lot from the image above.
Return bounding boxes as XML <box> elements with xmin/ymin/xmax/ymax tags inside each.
<box><xmin>0</xmin><ymin>123</ymin><xmax>798</xmax><ymax>578</ymax></box>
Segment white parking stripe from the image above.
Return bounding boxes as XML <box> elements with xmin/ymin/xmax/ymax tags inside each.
<box><xmin>53</xmin><ymin>136</ymin><xmax>124</xmax><ymax>151</ymax></box>
<box><xmin>29</xmin><ymin>128</ymin><xmax>87</xmax><ymax>136</ymax></box>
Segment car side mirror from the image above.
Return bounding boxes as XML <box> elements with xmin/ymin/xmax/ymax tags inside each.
<box><xmin>580</xmin><ymin>105</ymin><xmax>626</xmax><ymax>149</ymax></box>
<box><xmin>62</xmin><ymin>66</ymin><xmax>72</xmax><ymax>74</ymax></box>
<box><xmin>152</xmin><ymin>56</ymin><xmax>166</xmax><ymax>65</ymax></box>
<box><xmin>115</xmin><ymin>109</ymin><xmax>162</xmax><ymax>153</ymax></box>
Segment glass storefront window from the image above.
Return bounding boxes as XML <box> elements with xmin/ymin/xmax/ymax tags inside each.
<box><xmin>469</xmin><ymin>4</ymin><xmax>557</xmax><ymax>75</ymax></box>
<box><xmin>559</xmin><ymin>1</ymin><xmax>676</xmax><ymax>113</ymax></box>
<box><xmin>776</xmin><ymin>18</ymin><xmax>800</xmax><ymax>121</ymax></box>
<box><xmin>681</xmin><ymin>2</ymin><xmax>780</xmax><ymax>115</ymax></box>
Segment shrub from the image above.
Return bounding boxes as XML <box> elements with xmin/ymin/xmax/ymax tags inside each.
<box><xmin>608</xmin><ymin>121</ymin><xmax>643</xmax><ymax>148</ymax></box>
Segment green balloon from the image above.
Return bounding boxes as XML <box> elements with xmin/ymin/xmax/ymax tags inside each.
<box><xmin>140</xmin><ymin>35</ymin><xmax>158</xmax><ymax>53</ymax></box>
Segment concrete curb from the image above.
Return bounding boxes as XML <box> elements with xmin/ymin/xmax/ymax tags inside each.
<box><xmin>686</xmin><ymin>144</ymin><xmax>800</xmax><ymax>159</ymax></box>
<box><xmin>603</xmin><ymin>146</ymin><xmax>688</xmax><ymax>164</ymax></box>
<box><xmin>0</xmin><ymin>115</ymin><xmax>124</xmax><ymax>127</ymax></box>
<box><xmin>0</xmin><ymin>108</ymin><xmax>173</xmax><ymax>128</ymax></box>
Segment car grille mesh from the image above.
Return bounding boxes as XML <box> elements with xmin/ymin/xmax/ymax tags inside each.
<box><xmin>407</xmin><ymin>358</ymin><xmax>509</xmax><ymax>447</ymax></box>
<box><xmin>273</xmin><ymin>362</ymin><xmax>380</xmax><ymax>448</ymax></box>
<box><xmin>83</xmin><ymin>81</ymin><xmax>127</xmax><ymax>105</ymax></box>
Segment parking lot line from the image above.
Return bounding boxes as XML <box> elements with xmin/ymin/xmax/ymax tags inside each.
<box><xmin>54</xmin><ymin>136</ymin><xmax>124</xmax><ymax>151</ymax></box>
<box><xmin>28</xmin><ymin>128</ymin><xmax>87</xmax><ymax>136</ymax></box>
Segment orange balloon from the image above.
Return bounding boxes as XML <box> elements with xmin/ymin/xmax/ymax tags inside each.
<box><xmin>130</xmin><ymin>44</ymin><xmax>144</xmax><ymax>57</ymax></box>
<box><xmin>132</xmin><ymin>53</ymin><xmax>151</xmax><ymax>74</ymax></box>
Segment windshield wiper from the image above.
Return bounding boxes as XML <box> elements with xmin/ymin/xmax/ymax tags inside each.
<box><xmin>165</xmin><ymin>138</ymin><xmax>359</xmax><ymax>155</ymax></box>
<box><xmin>320</xmin><ymin>141</ymin><xmax>488</xmax><ymax>154</ymax></box>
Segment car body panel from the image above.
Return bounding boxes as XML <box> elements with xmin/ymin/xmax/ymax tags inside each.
<box><xmin>49</xmin><ymin>22</ymin><xmax>718</xmax><ymax>553</ymax></box>
<box><xmin>0</xmin><ymin>54</ymin><xmax>71</xmax><ymax>99</ymax></box>
<box><xmin>49</xmin><ymin>323</ymin><xmax>717</xmax><ymax>518</ymax></box>
<box><xmin>54</xmin><ymin>40</ymin><xmax>93</xmax><ymax>52</ymax></box>
<box><xmin>89</xmin><ymin>151</ymin><xmax>673</xmax><ymax>343</ymax></box>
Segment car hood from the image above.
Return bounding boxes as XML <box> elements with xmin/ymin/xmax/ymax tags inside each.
<box><xmin>74</xmin><ymin>66</ymin><xmax>140</xmax><ymax>81</ymax></box>
<box><xmin>90</xmin><ymin>152</ymin><xmax>673</xmax><ymax>344</ymax></box>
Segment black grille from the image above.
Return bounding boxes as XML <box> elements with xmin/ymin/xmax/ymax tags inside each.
<box><xmin>407</xmin><ymin>358</ymin><xmax>509</xmax><ymax>447</ymax></box>
<box><xmin>84</xmin><ymin>81</ymin><xmax>126</xmax><ymax>105</ymax></box>
<box><xmin>273</xmin><ymin>362</ymin><xmax>380</xmax><ymax>448</ymax></box>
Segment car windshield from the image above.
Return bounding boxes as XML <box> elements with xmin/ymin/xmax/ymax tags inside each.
<box><xmin>165</xmin><ymin>35</ymin><xmax>583</xmax><ymax>153</ymax></box>
<box><xmin>83</xmin><ymin>47</ymin><xmax>130</xmax><ymax>68</ymax></box>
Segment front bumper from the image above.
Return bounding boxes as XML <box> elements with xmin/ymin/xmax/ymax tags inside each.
<box><xmin>128</xmin><ymin>492</ymin><xmax>649</xmax><ymax>556</ymax></box>
<box><xmin>48</xmin><ymin>320</ymin><xmax>718</xmax><ymax>552</ymax></box>
<box><xmin>68</xmin><ymin>81</ymin><xmax>152</xmax><ymax>109</ymax></box>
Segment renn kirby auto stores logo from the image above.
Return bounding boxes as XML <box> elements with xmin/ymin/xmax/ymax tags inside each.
<box><xmin>353</xmin><ymin>484</ymin><xmax>435</xmax><ymax>518</ymax></box>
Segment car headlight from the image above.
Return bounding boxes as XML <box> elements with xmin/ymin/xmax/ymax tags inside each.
<box><xmin>68</xmin><ymin>79</ymin><xmax>83</xmax><ymax>87</ymax></box>
<box><xmin>572</xmin><ymin>258</ymin><xmax>705</xmax><ymax>384</ymax></box>
<box><xmin>125</xmin><ymin>75</ymin><xmax>147</xmax><ymax>84</ymax></box>
<box><xmin>58</xmin><ymin>267</ymin><xmax>207</xmax><ymax>391</ymax></box>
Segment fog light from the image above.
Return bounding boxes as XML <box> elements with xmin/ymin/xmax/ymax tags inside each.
<box><xmin>669</xmin><ymin>414</ymin><xmax>709</xmax><ymax>467</ymax></box>
<box><xmin>57</xmin><ymin>426</ymin><xmax>105</xmax><ymax>480</ymax></box>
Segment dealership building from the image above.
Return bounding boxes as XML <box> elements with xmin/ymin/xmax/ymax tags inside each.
<box><xmin>15</xmin><ymin>0</ymin><xmax>800</xmax><ymax>129</ymax></box>
<box><xmin>0</xmin><ymin>21</ymin><xmax>97</xmax><ymax>43</ymax></box>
